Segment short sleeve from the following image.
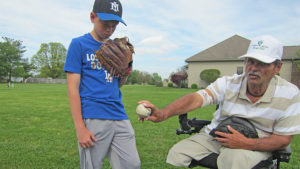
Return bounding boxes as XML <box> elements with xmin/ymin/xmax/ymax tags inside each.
<box><xmin>64</xmin><ymin>39</ymin><xmax>82</xmax><ymax>74</ymax></box>
<box><xmin>206</xmin><ymin>76</ymin><xmax>227</xmax><ymax>104</ymax></box>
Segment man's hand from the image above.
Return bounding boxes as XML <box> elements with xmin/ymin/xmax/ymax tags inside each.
<box><xmin>214</xmin><ymin>125</ymin><xmax>251</xmax><ymax>150</ymax></box>
<box><xmin>137</xmin><ymin>100</ymin><xmax>166</xmax><ymax>123</ymax></box>
<box><xmin>76</xmin><ymin>127</ymin><xmax>98</xmax><ymax>148</ymax></box>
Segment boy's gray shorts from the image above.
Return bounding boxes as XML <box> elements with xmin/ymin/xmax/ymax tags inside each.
<box><xmin>79</xmin><ymin>119</ymin><xmax>141</xmax><ymax>169</ymax></box>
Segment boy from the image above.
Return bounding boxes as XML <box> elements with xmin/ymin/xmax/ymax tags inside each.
<box><xmin>64</xmin><ymin>0</ymin><xmax>140</xmax><ymax>168</ymax></box>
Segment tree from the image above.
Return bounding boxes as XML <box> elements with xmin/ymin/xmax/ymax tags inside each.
<box><xmin>127</xmin><ymin>70</ymin><xmax>140</xmax><ymax>84</ymax></box>
<box><xmin>169</xmin><ymin>65</ymin><xmax>188</xmax><ymax>88</ymax></box>
<box><xmin>152</xmin><ymin>73</ymin><xmax>162</xmax><ymax>84</ymax></box>
<box><xmin>0</xmin><ymin>37</ymin><xmax>26</xmax><ymax>83</ymax></box>
<box><xmin>31</xmin><ymin>42</ymin><xmax>66</xmax><ymax>78</ymax></box>
<box><xmin>126</xmin><ymin>70</ymin><xmax>162</xmax><ymax>85</ymax></box>
<box><xmin>176</xmin><ymin>65</ymin><xmax>188</xmax><ymax>75</ymax></box>
<box><xmin>17</xmin><ymin>58</ymin><xmax>34</xmax><ymax>80</ymax></box>
<box><xmin>171</xmin><ymin>72</ymin><xmax>187</xmax><ymax>88</ymax></box>
<box><xmin>200</xmin><ymin>69</ymin><xmax>220</xmax><ymax>84</ymax></box>
<box><xmin>140</xmin><ymin>71</ymin><xmax>152</xmax><ymax>84</ymax></box>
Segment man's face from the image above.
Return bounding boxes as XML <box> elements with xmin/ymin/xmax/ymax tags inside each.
<box><xmin>91</xmin><ymin>12</ymin><xmax>119</xmax><ymax>41</ymax></box>
<box><xmin>245</xmin><ymin>58</ymin><xmax>282</xmax><ymax>87</ymax></box>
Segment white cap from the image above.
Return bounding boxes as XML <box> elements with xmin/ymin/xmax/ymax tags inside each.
<box><xmin>239</xmin><ymin>35</ymin><xmax>283</xmax><ymax>63</ymax></box>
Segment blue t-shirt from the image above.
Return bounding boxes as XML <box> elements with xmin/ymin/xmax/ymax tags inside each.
<box><xmin>64</xmin><ymin>33</ymin><xmax>128</xmax><ymax>120</ymax></box>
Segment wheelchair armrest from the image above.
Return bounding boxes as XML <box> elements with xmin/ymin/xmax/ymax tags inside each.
<box><xmin>176</xmin><ymin>114</ymin><xmax>211</xmax><ymax>135</ymax></box>
<box><xmin>189</xmin><ymin>118</ymin><xmax>211</xmax><ymax>131</ymax></box>
<box><xmin>273</xmin><ymin>145</ymin><xmax>292</xmax><ymax>163</ymax></box>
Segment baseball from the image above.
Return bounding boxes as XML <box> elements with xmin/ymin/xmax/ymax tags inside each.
<box><xmin>136</xmin><ymin>104</ymin><xmax>151</xmax><ymax>118</ymax></box>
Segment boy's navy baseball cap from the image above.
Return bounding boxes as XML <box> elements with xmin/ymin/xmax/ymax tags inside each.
<box><xmin>93</xmin><ymin>0</ymin><xmax>126</xmax><ymax>26</ymax></box>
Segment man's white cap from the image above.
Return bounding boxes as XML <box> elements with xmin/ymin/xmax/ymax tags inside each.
<box><xmin>239</xmin><ymin>35</ymin><xmax>283</xmax><ymax>63</ymax></box>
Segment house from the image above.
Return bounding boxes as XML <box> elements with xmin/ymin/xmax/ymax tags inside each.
<box><xmin>186</xmin><ymin>35</ymin><xmax>300</xmax><ymax>89</ymax></box>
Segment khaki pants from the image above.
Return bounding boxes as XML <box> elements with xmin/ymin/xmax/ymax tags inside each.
<box><xmin>167</xmin><ymin>129</ymin><xmax>271</xmax><ymax>169</ymax></box>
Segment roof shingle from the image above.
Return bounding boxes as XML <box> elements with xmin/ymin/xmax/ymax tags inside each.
<box><xmin>186</xmin><ymin>35</ymin><xmax>300</xmax><ymax>62</ymax></box>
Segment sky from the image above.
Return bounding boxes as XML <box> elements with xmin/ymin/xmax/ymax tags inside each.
<box><xmin>1</xmin><ymin>0</ymin><xmax>300</xmax><ymax>79</ymax></box>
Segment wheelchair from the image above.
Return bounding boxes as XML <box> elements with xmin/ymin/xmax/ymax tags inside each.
<box><xmin>176</xmin><ymin>113</ymin><xmax>292</xmax><ymax>169</ymax></box>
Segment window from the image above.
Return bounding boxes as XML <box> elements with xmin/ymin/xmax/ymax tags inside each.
<box><xmin>237</xmin><ymin>66</ymin><xmax>243</xmax><ymax>75</ymax></box>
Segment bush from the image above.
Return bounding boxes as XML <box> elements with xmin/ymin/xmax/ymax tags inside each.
<box><xmin>191</xmin><ymin>84</ymin><xmax>198</xmax><ymax>89</ymax></box>
<box><xmin>168</xmin><ymin>83</ymin><xmax>173</xmax><ymax>87</ymax></box>
<box><xmin>200</xmin><ymin>69</ymin><xmax>220</xmax><ymax>84</ymax></box>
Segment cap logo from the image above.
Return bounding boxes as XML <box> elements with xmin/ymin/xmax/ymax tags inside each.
<box><xmin>110</xmin><ymin>2</ymin><xmax>119</xmax><ymax>12</ymax></box>
<box><xmin>252</xmin><ymin>40</ymin><xmax>268</xmax><ymax>50</ymax></box>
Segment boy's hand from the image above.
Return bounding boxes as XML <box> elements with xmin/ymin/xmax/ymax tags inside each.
<box><xmin>76</xmin><ymin>127</ymin><xmax>97</xmax><ymax>148</ymax></box>
<box><xmin>96</xmin><ymin>37</ymin><xmax>134</xmax><ymax>78</ymax></box>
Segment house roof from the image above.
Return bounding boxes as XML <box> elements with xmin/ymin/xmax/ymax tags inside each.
<box><xmin>186</xmin><ymin>34</ymin><xmax>300</xmax><ymax>62</ymax></box>
<box><xmin>283</xmin><ymin>46</ymin><xmax>300</xmax><ymax>60</ymax></box>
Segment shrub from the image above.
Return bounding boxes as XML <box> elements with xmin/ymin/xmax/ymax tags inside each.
<box><xmin>191</xmin><ymin>84</ymin><xmax>198</xmax><ymax>89</ymax></box>
<box><xmin>200</xmin><ymin>69</ymin><xmax>220</xmax><ymax>84</ymax></box>
<box><xmin>168</xmin><ymin>83</ymin><xmax>173</xmax><ymax>87</ymax></box>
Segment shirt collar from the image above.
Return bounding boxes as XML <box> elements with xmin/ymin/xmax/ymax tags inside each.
<box><xmin>239</xmin><ymin>75</ymin><xmax>276</xmax><ymax>103</ymax></box>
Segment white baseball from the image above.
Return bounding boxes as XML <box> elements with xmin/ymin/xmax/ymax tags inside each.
<box><xmin>136</xmin><ymin>104</ymin><xmax>151</xmax><ymax>118</ymax></box>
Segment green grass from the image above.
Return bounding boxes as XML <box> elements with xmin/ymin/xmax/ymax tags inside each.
<box><xmin>0</xmin><ymin>84</ymin><xmax>299</xmax><ymax>169</ymax></box>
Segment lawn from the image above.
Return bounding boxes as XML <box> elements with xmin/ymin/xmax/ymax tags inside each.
<box><xmin>0</xmin><ymin>83</ymin><xmax>299</xmax><ymax>169</ymax></box>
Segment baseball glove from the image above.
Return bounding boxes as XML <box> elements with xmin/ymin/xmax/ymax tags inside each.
<box><xmin>96</xmin><ymin>37</ymin><xmax>134</xmax><ymax>79</ymax></box>
<box><xmin>209</xmin><ymin>116</ymin><xmax>258</xmax><ymax>138</ymax></box>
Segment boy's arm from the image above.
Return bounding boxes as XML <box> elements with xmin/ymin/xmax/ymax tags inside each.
<box><xmin>67</xmin><ymin>72</ymin><xmax>97</xmax><ymax>148</ymax></box>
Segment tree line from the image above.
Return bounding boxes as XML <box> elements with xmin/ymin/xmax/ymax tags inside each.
<box><xmin>0</xmin><ymin>37</ymin><xmax>67</xmax><ymax>83</ymax></box>
<box><xmin>0</xmin><ymin>36</ymin><xmax>223</xmax><ymax>88</ymax></box>
<box><xmin>7</xmin><ymin>36</ymin><xmax>295</xmax><ymax>87</ymax></box>
<box><xmin>0</xmin><ymin>37</ymin><xmax>166</xmax><ymax>85</ymax></box>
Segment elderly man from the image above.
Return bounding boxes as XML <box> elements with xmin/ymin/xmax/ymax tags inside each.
<box><xmin>139</xmin><ymin>35</ymin><xmax>300</xmax><ymax>169</ymax></box>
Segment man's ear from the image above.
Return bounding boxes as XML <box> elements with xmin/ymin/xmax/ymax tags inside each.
<box><xmin>274</xmin><ymin>61</ymin><xmax>283</xmax><ymax>75</ymax></box>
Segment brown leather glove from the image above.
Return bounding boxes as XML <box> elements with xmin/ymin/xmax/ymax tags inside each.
<box><xmin>96</xmin><ymin>37</ymin><xmax>134</xmax><ymax>79</ymax></box>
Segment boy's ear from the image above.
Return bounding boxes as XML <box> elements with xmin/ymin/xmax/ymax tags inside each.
<box><xmin>90</xmin><ymin>12</ymin><xmax>96</xmax><ymax>23</ymax></box>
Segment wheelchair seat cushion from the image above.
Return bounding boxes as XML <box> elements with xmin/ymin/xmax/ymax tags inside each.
<box><xmin>209</xmin><ymin>116</ymin><xmax>258</xmax><ymax>138</ymax></box>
